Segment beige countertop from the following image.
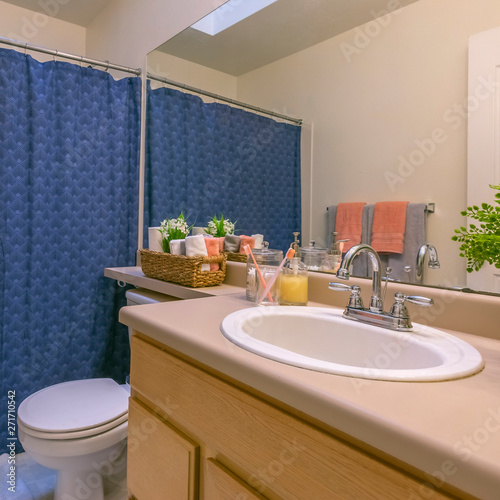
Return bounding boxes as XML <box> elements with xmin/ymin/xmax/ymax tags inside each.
<box><xmin>119</xmin><ymin>291</ymin><xmax>500</xmax><ymax>500</ymax></box>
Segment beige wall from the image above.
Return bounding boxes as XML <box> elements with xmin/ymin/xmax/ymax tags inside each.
<box><xmin>147</xmin><ymin>51</ymin><xmax>237</xmax><ymax>97</ymax></box>
<box><xmin>2</xmin><ymin>0</ymin><xmax>500</xmax><ymax>288</ymax></box>
<box><xmin>85</xmin><ymin>0</ymin><xmax>227</xmax><ymax>70</ymax></box>
<box><xmin>0</xmin><ymin>0</ymin><xmax>226</xmax><ymax>71</ymax></box>
<box><xmin>236</xmin><ymin>0</ymin><xmax>500</xmax><ymax>288</ymax></box>
<box><xmin>0</xmin><ymin>1</ymin><xmax>85</xmax><ymax>59</ymax></box>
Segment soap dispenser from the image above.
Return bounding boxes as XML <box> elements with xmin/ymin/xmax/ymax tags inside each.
<box><xmin>279</xmin><ymin>233</ymin><xmax>308</xmax><ymax>306</ymax></box>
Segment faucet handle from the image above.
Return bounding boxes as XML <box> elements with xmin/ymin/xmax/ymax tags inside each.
<box><xmin>405</xmin><ymin>295</ymin><xmax>434</xmax><ymax>307</ymax></box>
<box><xmin>390</xmin><ymin>292</ymin><xmax>433</xmax><ymax>319</ymax></box>
<box><xmin>329</xmin><ymin>283</ymin><xmax>364</xmax><ymax>309</ymax></box>
<box><xmin>329</xmin><ymin>282</ymin><xmax>353</xmax><ymax>292</ymax></box>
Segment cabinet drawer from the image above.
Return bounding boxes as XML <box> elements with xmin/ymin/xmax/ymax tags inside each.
<box><xmin>205</xmin><ymin>458</ymin><xmax>268</xmax><ymax>500</ymax></box>
<box><xmin>131</xmin><ymin>335</ymin><xmax>456</xmax><ymax>500</ymax></box>
<box><xmin>128</xmin><ymin>398</ymin><xmax>199</xmax><ymax>500</ymax></box>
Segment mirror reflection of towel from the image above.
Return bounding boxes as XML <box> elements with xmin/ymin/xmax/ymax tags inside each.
<box><xmin>371</xmin><ymin>202</ymin><xmax>409</xmax><ymax>254</ymax></box>
<box><xmin>377</xmin><ymin>203</ymin><xmax>426</xmax><ymax>283</ymax></box>
<box><xmin>334</xmin><ymin>202</ymin><xmax>366</xmax><ymax>252</ymax></box>
<box><xmin>327</xmin><ymin>203</ymin><xmax>426</xmax><ymax>282</ymax></box>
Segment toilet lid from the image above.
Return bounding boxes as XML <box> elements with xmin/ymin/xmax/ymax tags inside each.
<box><xmin>18</xmin><ymin>378</ymin><xmax>129</xmax><ymax>433</ymax></box>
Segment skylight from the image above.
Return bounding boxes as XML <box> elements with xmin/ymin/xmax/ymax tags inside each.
<box><xmin>191</xmin><ymin>0</ymin><xmax>278</xmax><ymax>36</ymax></box>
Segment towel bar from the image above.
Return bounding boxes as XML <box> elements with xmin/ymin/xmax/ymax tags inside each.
<box><xmin>326</xmin><ymin>203</ymin><xmax>435</xmax><ymax>213</ymax></box>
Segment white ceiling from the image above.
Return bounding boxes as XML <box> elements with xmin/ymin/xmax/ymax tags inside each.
<box><xmin>0</xmin><ymin>0</ymin><xmax>115</xmax><ymax>26</ymax></box>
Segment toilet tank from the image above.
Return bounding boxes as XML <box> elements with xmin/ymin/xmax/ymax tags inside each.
<box><xmin>125</xmin><ymin>288</ymin><xmax>180</xmax><ymax>342</ymax></box>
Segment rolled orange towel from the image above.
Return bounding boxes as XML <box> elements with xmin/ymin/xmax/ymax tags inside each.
<box><xmin>239</xmin><ymin>235</ymin><xmax>256</xmax><ymax>254</ymax></box>
<box><xmin>215</xmin><ymin>237</ymin><xmax>224</xmax><ymax>253</ymax></box>
<box><xmin>204</xmin><ymin>237</ymin><xmax>220</xmax><ymax>271</ymax></box>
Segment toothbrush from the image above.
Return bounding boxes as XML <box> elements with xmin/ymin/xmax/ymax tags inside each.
<box><xmin>257</xmin><ymin>247</ymin><xmax>295</xmax><ymax>304</ymax></box>
<box><xmin>243</xmin><ymin>244</ymin><xmax>273</xmax><ymax>303</ymax></box>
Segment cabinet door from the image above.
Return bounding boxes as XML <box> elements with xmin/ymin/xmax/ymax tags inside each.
<box><xmin>204</xmin><ymin>458</ymin><xmax>268</xmax><ymax>500</ymax></box>
<box><xmin>128</xmin><ymin>398</ymin><xmax>199</xmax><ymax>500</ymax></box>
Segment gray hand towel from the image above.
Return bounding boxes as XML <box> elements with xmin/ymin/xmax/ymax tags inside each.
<box><xmin>224</xmin><ymin>234</ymin><xmax>241</xmax><ymax>252</ymax></box>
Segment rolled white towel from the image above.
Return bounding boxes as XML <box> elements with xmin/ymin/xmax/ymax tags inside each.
<box><xmin>252</xmin><ymin>234</ymin><xmax>264</xmax><ymax>249</ymax></box>
<box><xmin>185</xmin><ymin>234</ymin><xmax>210</xmax><ymax>271</ymax></box>
<box><xmin>169</xmin><ymin>239</ymin><xmax>185</xmax><ymax>255</ymax></box>
<box><xmin>148</xmin><ymin>227</ymin><xmax>163</xmax><ymax>252</ymax></box>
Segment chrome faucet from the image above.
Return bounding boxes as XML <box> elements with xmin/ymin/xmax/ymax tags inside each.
<box><xmin>416</xmin><ymin>244</ymin><xmax>440</xmax><ymax>283</ymax></box>
<box><xmin>329</xmin><ymin>244</ymin><xmax>434</xmax><ymax>332</ymax></box>
<box><xmin>336</xmin><ymin>244</ymin><xmax>383</xmax><ymax>312</ymax></box>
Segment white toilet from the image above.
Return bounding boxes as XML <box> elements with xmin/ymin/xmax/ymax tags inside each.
<box><xmin>17</xmin><ymin>288</ymin><xmax>177</xmax><ymax>500</ymax></box>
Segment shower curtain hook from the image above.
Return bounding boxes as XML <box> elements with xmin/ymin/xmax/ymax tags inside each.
<box><xmin>105</xmin><ymin>60</ymin><xmax>110</xmax><ymax>72</ymax></box>
<box><xmin>24</xmin><ymin>42</ymin><xmax>28</xmax><ymax>56</ymax></box>
<box><xmin>53</xmin><ymin>50</ymin><xmax>58</xmax><ymax>62</ymax></box>
<box><xmin>80</xmin><ymin>55</ymin><xmax>84</xmax><ymax>67</ymax></box>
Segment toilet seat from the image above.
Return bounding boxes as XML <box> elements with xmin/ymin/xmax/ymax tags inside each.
<box><xmin>18</xmin><ymin>378</ymin><xmax>129</xmax><ymax>440</ymax></box>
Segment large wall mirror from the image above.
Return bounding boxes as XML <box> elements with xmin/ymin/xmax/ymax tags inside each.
<box><xmin>146</xmin><ymin>0</ymin><xmax>500</xmax><ymax>295</ymax></box>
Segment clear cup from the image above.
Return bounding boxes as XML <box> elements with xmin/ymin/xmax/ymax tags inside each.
<box><xmin>255</xmin><ymin>265</ymin><xmax>280</xmax><ymax>306</ymax></box>
<box><xmin>246</xmin><ymin>245</ymin><xmax>283</xmax><ymax>302</ymax></box>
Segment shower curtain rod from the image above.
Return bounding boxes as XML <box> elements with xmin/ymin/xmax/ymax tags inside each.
<box><xmin>147</xmin><ymin>72</ymin><xmax>303</xmax><ymax>125</ymax></box>
<box><xmin>0</xmin><ymin>37</ymin><xmax>141</xmax><ymax>76</ymax></box>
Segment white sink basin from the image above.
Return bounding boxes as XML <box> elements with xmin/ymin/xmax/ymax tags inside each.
<box><xmin>220</xmin><ymin>307</ymin><xmax>484</xmax><ymax>381</ymax></box>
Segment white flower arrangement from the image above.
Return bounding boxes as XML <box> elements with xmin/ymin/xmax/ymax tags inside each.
<box><xmin>205</xmin><ymin>215</ymin><xmax>236</xmax><ymax>237</ymax></box>
<box><xmin>158</xmin><ymin>213</ymin><xmax>192</xmax><ymax>253</ymax></box>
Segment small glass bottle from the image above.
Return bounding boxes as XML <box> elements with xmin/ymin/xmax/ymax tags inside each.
<box><xmin>279</xmin><ymin>256</ymin><xmax>308</xmax><ymax>306</ymax></box>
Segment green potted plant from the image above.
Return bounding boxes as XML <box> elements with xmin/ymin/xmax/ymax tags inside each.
<box><xmin>452</xmin><ymin>184</ymin><xmax>500</xmax><ymax>272</ymax></box>
<box><xmin>205</xmin><ymin>214</ymin><xmax>236</xmax><ymax>237</ymax></box>
<box><xmin>158</xmin><ymin>212</ymin><xmax>193</xmax><ymax>253</ymax></box>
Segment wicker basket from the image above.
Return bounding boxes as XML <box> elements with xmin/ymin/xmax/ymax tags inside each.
<box><xmin>140</xmin><ymin>249</ymin><xmax>227</xmax><ymax>288</ymax></box>
<box><xmin>224</xmin><ymin>251</ymin><xmax>247</xmax><ymax>263</ymax></box>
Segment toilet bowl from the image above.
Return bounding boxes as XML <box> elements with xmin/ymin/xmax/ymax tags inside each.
<box><xmin>17</xmin><ymin>288</ymin><xmax>177</xmax><ymax>500</ymax></box>
<box><xmin>18</xmin><ymin>378</ymin><xmax>129</xmax><ymax>500</ymax></box>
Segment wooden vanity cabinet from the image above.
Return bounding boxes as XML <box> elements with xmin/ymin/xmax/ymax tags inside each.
<box><xmin>127</xmin><ymin>333</ymin><xmax>461</xmax><ymax>500</ymax></box>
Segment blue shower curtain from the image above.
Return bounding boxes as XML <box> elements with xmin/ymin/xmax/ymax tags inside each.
<box><xmin>0</xmin><ymin>49</ymin><xmax>141</xmax><ymax>446</ymax></box>
<box><xmin>145</xmin><ymin>85</ymin><xmax>301</xmax><ymax>252</ymax></box>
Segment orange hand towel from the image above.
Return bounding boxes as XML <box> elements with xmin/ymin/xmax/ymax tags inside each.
<box><xmin>370</xmin><ymin>201</ymin><xmax>409</xmax><ymax>254</ymax></box>
<box><xmin>204</xmin><ymin>237</ymin><xmax>220</xmax><ymax>271</ymax></box>
<box><xmin>215</xmin><ymin>237</ymin><xmax>224</xmax><ymax>253</ymax></box>
<box><xmin>239</xmin><ymin>235</ymin><xmax>256</xmax><ymax>254</ymax></box>
<box><xmin>335</xmin><ymin>202</ymin><xmax>366</xmax><ymax>252</ymax></box>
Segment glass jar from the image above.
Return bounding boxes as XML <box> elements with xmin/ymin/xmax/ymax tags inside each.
<box><xmin>246</xmin><ymin>245</ymin><xmax>283</xmax><ymax>303</ymax></box>
<box><xmin>320</xmin><ymin>250</ymin><xmax>342</xmax><ymax>273</ymax></box>
<box><xmin>300</xmin><ymin>241</ymin><xmax>327</xmax><ymax>271</ymax></box>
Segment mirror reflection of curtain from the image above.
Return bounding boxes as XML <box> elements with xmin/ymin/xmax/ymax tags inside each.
<box><xmin>145</xmin><ymin>85</ymin><xmax>301</xmax><ymax>252</ymax></box>
<box><xmin>0</xmin><ymin>48</ymin><xmax>141</xmax><ymax>448</ymax></box>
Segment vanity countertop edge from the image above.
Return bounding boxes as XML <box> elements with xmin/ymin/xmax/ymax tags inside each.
<box><xmin>119</xmin><ymin>291</ymin><xmax>500</xmax><ymax>500</ymax></box>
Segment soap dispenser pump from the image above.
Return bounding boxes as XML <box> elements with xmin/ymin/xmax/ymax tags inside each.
<box><xmin>280</xmin><ymin>234</ymin><xmax>308</xmax><ymax>306</ymax></box>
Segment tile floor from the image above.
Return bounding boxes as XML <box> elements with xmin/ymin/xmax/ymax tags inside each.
<box><xmin>0</xmin><ymin>452</ymin><xmax>127</xmax><ymax>500</ymax></box>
